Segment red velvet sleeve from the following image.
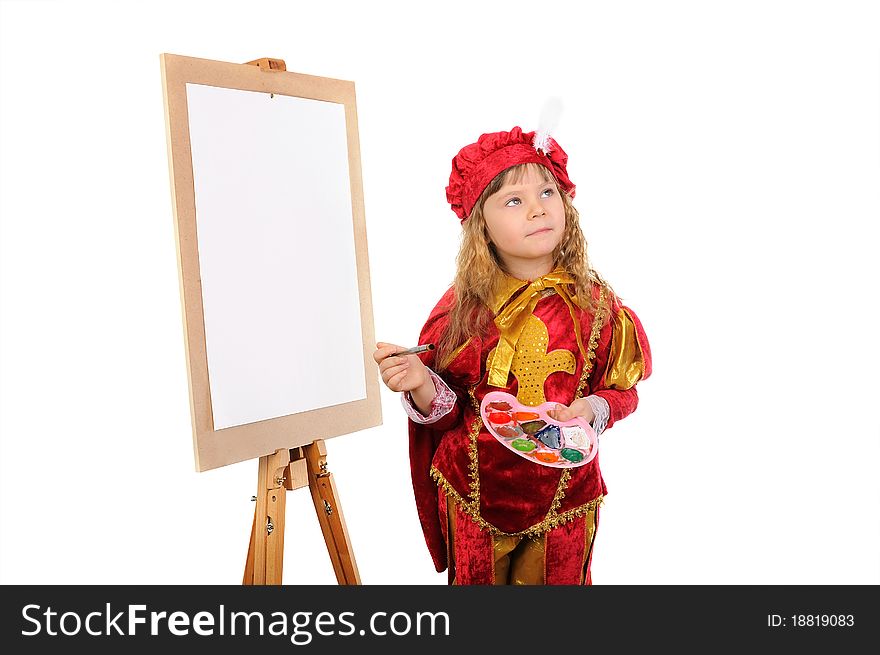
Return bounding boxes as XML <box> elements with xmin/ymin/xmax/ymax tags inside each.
<box><xmin>420</xmin><ymin>396</ymin><xmax>463</xmax><ymax>432</ymax></box>
<box><xmin>412</xmin><ymin>287</ymin><xmax>467</xmax><ymax>433</ymax></box>
<box><xmin>407</xmin><ymin>287</ymin><xmax>464</xmax><ymax>572</ymax></box>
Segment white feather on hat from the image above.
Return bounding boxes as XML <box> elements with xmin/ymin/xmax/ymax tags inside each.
<box><xmin>533</xmin><ymin>96</ymin><xmax>563</xmax><ymax>155</ymax></box>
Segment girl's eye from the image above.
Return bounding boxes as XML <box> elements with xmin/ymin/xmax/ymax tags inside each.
<box><xmin>504</xmin><ymin>188</ymin><xmax>554</xmax><ymax>207</ymax></box>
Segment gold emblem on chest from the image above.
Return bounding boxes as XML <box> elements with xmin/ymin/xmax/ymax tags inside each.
<box><xmin>486</xmin><ymin>313</ymin><xmax>575</xmax><ymax>406</ymax></box>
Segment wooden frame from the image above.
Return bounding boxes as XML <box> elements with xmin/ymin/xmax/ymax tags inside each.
<box><xmin>160</xmin><ymin>53</ymin><xmax>381</xmax><ymax>472</ymax></box>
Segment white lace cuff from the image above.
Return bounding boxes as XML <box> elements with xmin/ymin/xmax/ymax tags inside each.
<box><xmin>586</xmin><ymin>395</ymin><xmax>610</xmax><ymax>435</ymax></box>
<box><xmin>400</xmin><ymin>368</ymin><xmax>457</xmax><ymax>424</ymax></box>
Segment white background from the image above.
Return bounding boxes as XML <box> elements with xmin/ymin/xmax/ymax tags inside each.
<box><xmin>1</xmin><ymin>0</ymin><xmax>878</xmax><ymax>585</ymax></box>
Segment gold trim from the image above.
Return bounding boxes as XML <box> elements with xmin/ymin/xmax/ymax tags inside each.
<box><xmin>546</xmin><ymin>468</ymin><xmax>571</xmax><ymax>522</ymax></box>
<box><xmin>431</xmin><ymin>466</ymin><xmax>604</xmax><ymax>538</ymax></box>
<box><xmin>543</xmin><ymin>285</ymin><xmax>608</xmax><ymax>522</ymax></box>
<box><xmin>580</xmin><ymin>502</ymin><xmax>599</xmax><ymax>584</ymax></box>
<box><xmin>466</xmin><ymin>387</ymin><xmax>482</xmax><ymax>505</ymax></box>
<box><xmin>574</xmin><ymin>285</ymin><xmax>610</xmax><ymax>399</ymax></box>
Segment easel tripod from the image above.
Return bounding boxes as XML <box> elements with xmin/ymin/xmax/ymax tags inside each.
<box><xmin>228</xmin><ymin>56</ymin><xmax>359</xmax><ymax>585</ymax></box>
<box><xmin>243</xmin><ymin>440</ymin><xmax>360</xmax><ymax>585</ymax></box>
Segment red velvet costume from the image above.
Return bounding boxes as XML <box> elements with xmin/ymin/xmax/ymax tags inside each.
<box><xmin>408</xmin><ymin>271</ymin><xmax>652</xmax><ymax>584</ymax></box>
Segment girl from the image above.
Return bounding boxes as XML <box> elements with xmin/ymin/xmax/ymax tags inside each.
<box><xmin>374</xmin><ymin>126</ymin><xmax>652</xmax><ymax>585</ymax></box>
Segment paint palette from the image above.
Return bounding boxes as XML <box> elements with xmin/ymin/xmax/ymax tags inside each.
<box><xmin>480</xmin><ymin>391</ymin><xmax>598</xmax><ymax>469</ymax></box>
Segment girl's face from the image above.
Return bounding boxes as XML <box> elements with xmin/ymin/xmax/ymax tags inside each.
<box><xmin>482</xmin><ymin>166</ymin><xmax>565</xmax><ymax>280</ymax></box>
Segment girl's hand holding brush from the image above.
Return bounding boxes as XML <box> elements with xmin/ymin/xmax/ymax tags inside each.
<box><xmin>373</xmin><ymin>342</ymin><xmax>434</xmax><ymax>394</ymax></box>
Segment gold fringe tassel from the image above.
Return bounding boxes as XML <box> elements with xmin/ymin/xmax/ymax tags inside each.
<box><xmin>431</xmin><ymin>466</ymin><xmax>604</xmax><ymax>539</ymax></box>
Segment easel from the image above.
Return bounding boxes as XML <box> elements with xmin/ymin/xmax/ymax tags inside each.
<box><xmin>238</xmin><ymin>57</ymin><xmax>359</xmax><ymax>585</ymax></box>
<box><xmin>243</xmin><ymin>440</ymin><xmax>360</xmax><ymax>585</ymax></box>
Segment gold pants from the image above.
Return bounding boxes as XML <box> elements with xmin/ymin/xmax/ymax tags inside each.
<box><xmin>492</xmin><ymin>533</ymin><xmax>546</xmax><ymax>585</ymax></box>
<box><xmin>447</xmin><ymin>499</ymin><xmax>546</xmax><ymax>585</ymax></box>
<box><xmin>446</xmin><ymin>494</ymin><xmax>600</xmax><ymax>585</ymax></box>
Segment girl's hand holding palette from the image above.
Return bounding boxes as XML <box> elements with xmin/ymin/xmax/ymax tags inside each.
<box><xmin>480</xmin><ymin>391</ymin><xmax>598</xmax><ymax>469</ymax></box>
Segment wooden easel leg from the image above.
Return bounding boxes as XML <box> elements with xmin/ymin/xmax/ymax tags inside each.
<box><xmin>267</xmin><ymin>478</ymin><xmax>287</xmax><ymax>583</ymax></box>
<box><xmin>304</xmin><ymin>440</ymin><xmax>361</xmax><ymax>585</ymax></box>
<box><xmin>243</xmin><ymin>511</ymin><xmax>257</xmax><ymax>584</ymax></box>
<box><xmin>243</xmin><ymin>448</ymin><xmax>290</xmax><ymax>585</ymax></box>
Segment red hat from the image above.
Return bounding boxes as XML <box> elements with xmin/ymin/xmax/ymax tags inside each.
<box><xmin>445</xmin><ymin>126</ymin><xmax>576</xmax><ymax>222</ymax></box>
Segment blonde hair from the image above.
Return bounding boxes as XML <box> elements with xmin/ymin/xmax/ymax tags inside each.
<box><xmin>434</xmin><ymin>162</ymin><xmax>616</xmax><ymax>372</ymax></box>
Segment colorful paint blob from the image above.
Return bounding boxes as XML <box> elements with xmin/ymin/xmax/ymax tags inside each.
<box><xmin>488</xmin><ymin>412</ymin><xmax>512</xmax><ymax>425</ymax></box>
<box><xmin>560</xmin><ymin>448</ymin><xmax>584</xmax><ymax>463</ymax></box>
<box><xmin>520</xmin><ymin>420</ymin><xmax>547</xmax><ymax>435</ymax></box>
<box><xmin>535</xmin><ymin>425</ymin><xmax>562</xmax><ymax>449</ymax></box>
<box><xmin>487</xmin><ymin>401</ymin><xmax>512</xmax><ymax>411</ymax></box>
<box><xmin>535</xmin><ymin>451</ymin><xmax>559</xmax><ymax>463</ymax></box>
<box><xmin>511</xmin><ymin>438</ymin><xmax>536</xmax><ymax>452</ymax></box>
<box><xmin>496</xmin><ymin>425</ymin><xmax>523</xmax><ymax>439</ymax></box>
<box><xmin>513</xmin><ymin>411</ymin><xmax>540</xmax><ymax>421</ymax></box>
<box><xmin>561</xmin><ymin>426</ymin><xmax>587</xmax><ymax>448</ymax></box>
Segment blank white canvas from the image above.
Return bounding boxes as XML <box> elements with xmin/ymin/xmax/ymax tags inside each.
<box><xmin>185</xmin><ymin>83</ymin><xmax>365</xmax><ymax>430</ymax></box>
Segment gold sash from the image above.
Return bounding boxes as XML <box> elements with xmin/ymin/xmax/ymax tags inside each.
<box><xmin>487</xmin><ymin>267</ymin><xmax>586</xmax><ymax>388</ymax></box>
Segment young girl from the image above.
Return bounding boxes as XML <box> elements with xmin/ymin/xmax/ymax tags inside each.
<box><xmin>374</xmin><ymin>126</ymin><xmax>652</xmax><ymax>585</ymax></box>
